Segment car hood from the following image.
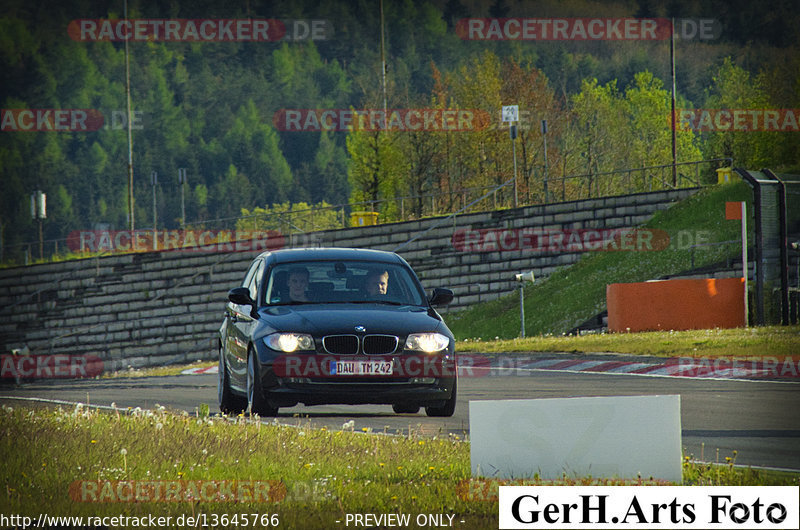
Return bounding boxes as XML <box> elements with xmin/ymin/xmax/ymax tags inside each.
<box><xmin>258</xmin><ymin>303</ymin><xmax>446</xmax><ymax>337</ymax></box>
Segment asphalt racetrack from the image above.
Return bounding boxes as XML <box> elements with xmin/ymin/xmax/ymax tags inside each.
<box><xmin>2</xmin><ymin>356</ymin><xmax>799</xmax><ymax>472</ymax></box>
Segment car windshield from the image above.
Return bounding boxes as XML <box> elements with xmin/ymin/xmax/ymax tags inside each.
<box><xmin>264</xmin><ymin>260</ymin><xmax>426</xmax><ymax>306</ymax></box>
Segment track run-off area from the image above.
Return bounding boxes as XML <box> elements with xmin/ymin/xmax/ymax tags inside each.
<box><xmin>3</xmin><ymin>352</ymin><xmax>799</xmax><ymax>472</ymax></box>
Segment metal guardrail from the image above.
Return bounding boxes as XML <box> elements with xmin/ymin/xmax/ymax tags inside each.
<box><xmin>2</xmin><ymin>159</ymin><xmax>731</xmax><ymax>265</ymax></box>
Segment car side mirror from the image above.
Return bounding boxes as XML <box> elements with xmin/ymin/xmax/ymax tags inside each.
<box><xmin>228</xmin><ymin>287</ymin><xmax>253</xmax><ymax>305</ymax></box>
<box><xmin>228</xmin><ymin>287</ymin><xmax>258</xmax><ymax>318</ymax></box>
<box><xmin>428</xmin><ymin>287</ymin><xmax>454</xmax><ymax>307</ymax></box>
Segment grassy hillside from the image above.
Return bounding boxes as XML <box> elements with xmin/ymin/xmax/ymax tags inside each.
<box><xmin>447</xmin><ymin>181</ymin><xmax>752</xmax><ymax>340</ymax></box>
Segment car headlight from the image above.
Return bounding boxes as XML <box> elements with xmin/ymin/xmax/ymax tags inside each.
<box><xmin>404</xmin><ymin>332</ymin><xmax>450</xmax><ymax>353</ymax></box>
<box><xmin>264</xmin><ymin>333</ymin><xmax>314</xmax><ymax>353</ymax></box>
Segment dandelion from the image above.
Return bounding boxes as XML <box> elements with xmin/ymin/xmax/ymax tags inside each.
<box><xmin>342</xmin><ymin>420</ymin><xmax>355</xmax><ymax>430</ymax></box>
<box><xmin>155</xmin><ymin>422</ymin><xmax>163</xmax><ymax>431</ymax></box>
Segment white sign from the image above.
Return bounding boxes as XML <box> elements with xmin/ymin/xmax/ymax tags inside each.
<box><xmin>502</xmin><ymin>105</ymin><xmax>519</xmax><ymax>123</ymax></box>
<box><xmin>470</xmin><ymin>395</ymin><xmax>682</xmax><ymax>482</ymax></box>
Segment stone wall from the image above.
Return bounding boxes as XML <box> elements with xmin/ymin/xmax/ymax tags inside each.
<box><xmin>0</xmin><ymin>189</ymin><xmax>698</xmax><ymax>370</ymax></box>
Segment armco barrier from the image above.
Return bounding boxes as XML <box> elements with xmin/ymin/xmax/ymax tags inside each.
<box><xmin>607</xmin><ymin>277</ymin><xmax>746</xmax><ymax>332</ymax></box>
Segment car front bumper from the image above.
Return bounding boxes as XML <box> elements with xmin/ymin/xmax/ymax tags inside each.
<box><xmin>254</xmin><ymin>350</ymin><xmax>457</xmax><ymax>408</ymax></box>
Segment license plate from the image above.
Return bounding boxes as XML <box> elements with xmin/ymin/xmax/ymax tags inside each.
<box><xmin>330</xmin><ymin>360</ymin><xmax>393</xmax><ymax>375</ymax></box>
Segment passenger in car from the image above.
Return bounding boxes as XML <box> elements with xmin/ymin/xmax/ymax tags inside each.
<box><xmin>364</xmin><ymin>269</ymin><xmax>389</xmax><ymax>297</ymax></box>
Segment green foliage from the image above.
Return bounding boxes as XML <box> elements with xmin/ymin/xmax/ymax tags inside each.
<box><xmin>457</xmin><ymin>326</ymin><xmax>800</xmax><ymax>358</ymax></box>
<box><xmin>703</xmin><ymin>58</ymin><xmax>778</xmax><ymax>168</ymax></box>
<box><xmin>2</xmin><ymin>0</ymin><xmax>799</xmax><ymax>264</ymax></box>
<box><xmin>238</xmin><ymin>201</ymin><xmax>342</xmax><ymax>233</ymax></box>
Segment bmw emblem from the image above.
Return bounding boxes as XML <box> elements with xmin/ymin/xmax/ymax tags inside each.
<box><xmin>355</xmin><ymin>326</ymin><xmax>366</xmax><ymax>333</ymax></box>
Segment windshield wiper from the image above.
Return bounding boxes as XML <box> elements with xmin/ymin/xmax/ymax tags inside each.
<box><xmin>346</xmin><ymin>299</ymin><xmax>410</xmax><ymax>306</ymax></box>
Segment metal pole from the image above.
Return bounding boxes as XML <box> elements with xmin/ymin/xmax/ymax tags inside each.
<box><xmin>151</xmin><ymin>171</ymin><xmax>158</xmax><ymax>251</ymax></box>
<box><xmin>542</xmin><ymin>120</ymin><xmax>549</xmax><ymax>203</ymax></box>
<box><xmin>379</xmin><ymin>0</ymin><xmax>388</xmax><ymax>125</ymax></box>
<box><xmin>670</xmin><ymin>17</ymin><xmax>678</xmax><ymax>187</ymax></box>
<box><xmin>178</xmin><ymin>168</ymin><xmax>187</xmax><ymax>230</ymax></box>
<box><xmin>741</xmin><ymin>201</ymin><xmax>748</xmax><ymax>326</ymax></box>
<box><xmin>511</xmin><ymin>125</ymin><xmax>518</xmax><ymax>208</ymax></box>
<box><xmin>519</xmin><ymin>283</ymin><xmax>525</xmax><ymax>338</ymax></box>
<box><xmin>124</xmin><ymin>0</ymin><xmax>135</xmax><ymax>230</ymax></box>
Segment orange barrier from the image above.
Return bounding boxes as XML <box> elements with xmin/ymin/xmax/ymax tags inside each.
<box><xmin>607</xmin><ymin>277</ymin><xmax>746</xmax><ymax>332</ymax></box>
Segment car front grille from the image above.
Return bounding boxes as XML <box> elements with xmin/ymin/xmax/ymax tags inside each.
<box><xmin>363</xmin><ymin>335</ymin><xmax>399</xmax><ymax>355</ymax></box>
<box><xmin>322</xmin><ymin>334</ymin><xmax>399</xmax><ymax>355</ymax></box>
<box><xmin>322</xmin><ymin>335</ymin><xmax>359</xmax><ymax>355</ymax></box>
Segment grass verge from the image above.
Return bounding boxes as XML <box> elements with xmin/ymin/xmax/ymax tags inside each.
<box><xmin>1</xmin><ymin>404</ymin><xmax>797</xmax><ymax>529</ymax></box>
<box><xmin>101</xmin><ymin>360</ymin><xmax>216</xmax><ymax>379</ymax></box>
<box><xmin>447</xmin><ymin>181</ymin><xmax>754</xmax><ymax>340</ymax></box>
<box><xmin>457</xmin><ymin>325</ymin><xmax>800</xmax><ymax>358</ymax></box>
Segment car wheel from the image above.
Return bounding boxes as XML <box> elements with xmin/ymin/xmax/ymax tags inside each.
<box><xmin>392</xmin><ymin>403</ymin><xmax>420</xmax><ymax>414</ymax></box>
<box><xmin>218</xmin><ymin>347</ymin><xmax>246</xmax><ymax>415</ymax></box>
<box><xmin>247</xmin><ymin>348</ymin><xmax>278</xmax><ymax>417</ymax></box>
<box><xmin>425</xmin><ymin>377</ymin><xmax>457</xmax><ymax>417</ymax></box>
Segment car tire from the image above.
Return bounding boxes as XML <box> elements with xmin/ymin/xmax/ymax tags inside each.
<box><xmin>392</xmin><ymin>403</ymin><xmax>420</xmax><ymax>414</ymax></box>
<box><xmin>218</xmin><ymin>347</ymin><xmax>246</xmax><ymax>415</ymax></box>
<box><xmin>425</xmin><ymin>377</ymin><xmax>457</xmax><ymax>417</ymax></box>
<box><xmin>247</xmin><ymin>348</ymin><xmax>278</xmax><ymax>417</ymax></box>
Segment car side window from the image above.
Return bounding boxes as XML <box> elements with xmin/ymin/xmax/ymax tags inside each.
<box><xmin>250</xmin><ymin>260</ymin><xmax>265</xmax><ymax>302</ymax></box>
<box><xmin>240</xmin><ymin>259</ymin><xmax>260</xmax><ymax>295</ymax></box>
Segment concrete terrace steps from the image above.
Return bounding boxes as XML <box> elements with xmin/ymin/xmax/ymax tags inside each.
<box><xmin>0</xmin><ymin>188</ymin><xmax>699</xmax><ymax>369</ymax></box>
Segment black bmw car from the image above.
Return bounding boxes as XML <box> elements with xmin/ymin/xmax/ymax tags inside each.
<box><xmin>218</xmin><ymin>247</ymin><xmax>457</xmax><ymax>417</ymax></box>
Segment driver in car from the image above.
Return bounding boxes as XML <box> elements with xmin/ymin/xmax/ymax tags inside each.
<box><xmin>287</xmin><ymin>267</ymin><xmax>310</xmax><ymax>302</ymax></box>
